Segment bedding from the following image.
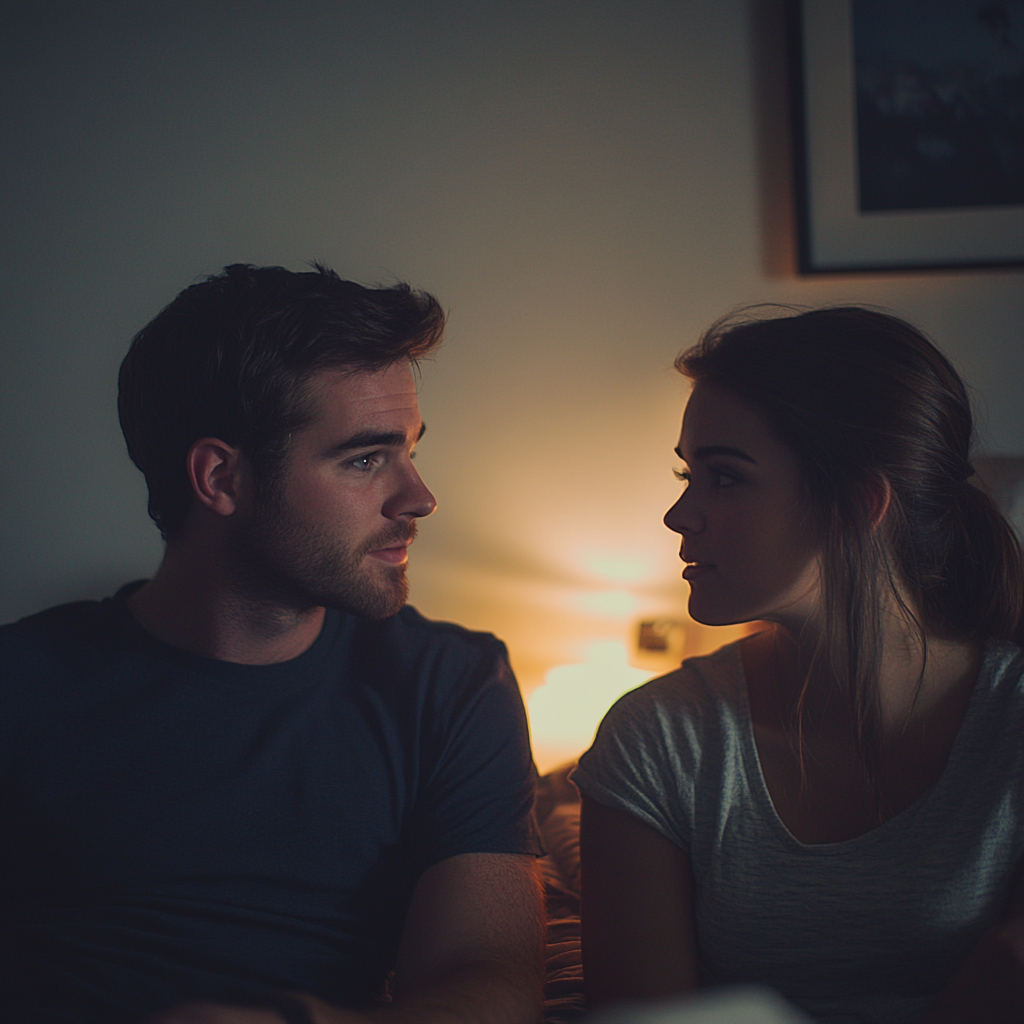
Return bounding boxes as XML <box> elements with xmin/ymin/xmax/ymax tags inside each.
<box><xmin>537</xmin><ymin>765</ymin><xmax>585</xmax><ymax>1023</ymax></box>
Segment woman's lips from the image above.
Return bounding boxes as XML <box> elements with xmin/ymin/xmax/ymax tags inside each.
<box><xmin>682</xmin><ymin>562</ymin><xmax>716</xmax><ymax>581</ymax></box>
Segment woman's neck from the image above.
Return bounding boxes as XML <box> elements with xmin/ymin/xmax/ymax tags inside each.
<box><xmin>759</xmin><ymin>603</ymin><xmax>980</xmax><ymax>741</ymax></box>
<box><xmin>743</xmin><ymin>612</ymin><xmax>982</xmax><ymax>840</ymax></box>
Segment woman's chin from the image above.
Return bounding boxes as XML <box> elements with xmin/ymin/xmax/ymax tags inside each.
<box><xmin>687</xmin><ymin>607</ymin><xmax>739</xmax><ymax>628</ymax></box>
<box><xmin>686</xmin><ymin>595</ymin><xmax>758</xmax><ymax>629</ymax></box>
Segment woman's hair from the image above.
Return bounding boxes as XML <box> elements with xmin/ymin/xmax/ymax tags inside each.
<box><xmin>677</xmin><ymin>306</ymin><xmax>1024</xmax><ymax>800</ymax></box>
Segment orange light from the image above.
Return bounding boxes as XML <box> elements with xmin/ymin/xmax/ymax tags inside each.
<box><xmin>528</xmin><ymin>640</ymin><xmax>653</xmax><ymax>772</ymax></box>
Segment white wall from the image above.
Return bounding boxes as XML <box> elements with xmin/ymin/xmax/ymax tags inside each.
<box><xmin>2</xmin><ymin>0</ymin><xmax>1022</xmax><ymax>700</ymax></box>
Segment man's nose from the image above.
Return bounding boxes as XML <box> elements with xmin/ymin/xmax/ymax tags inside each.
<box><xmin>384</xmin><ymin>464</ymin><xmax>437</xmax><ymax>521</ymax></box>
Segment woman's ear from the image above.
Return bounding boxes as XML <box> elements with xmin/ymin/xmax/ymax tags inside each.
<box><xmin>865</xmin><ymin>474</ymin><xmax>892</xmax><ymax>530</ymax></box>
<box><xmin>186</xmin><ymin>438</ymin><xmax>244</xmax><ymax>517</ymax></box>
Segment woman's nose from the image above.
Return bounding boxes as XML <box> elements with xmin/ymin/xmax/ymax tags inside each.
<box><xmin>663</xmin><ymin>490</ymin><xmax>703</xmax><ymax>535</ymax></box>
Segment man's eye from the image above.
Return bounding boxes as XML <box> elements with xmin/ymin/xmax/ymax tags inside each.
<box><xmin>350</xmin><ymin>454</ymin><xmax>377</xmax><ymax>471</ymax></box>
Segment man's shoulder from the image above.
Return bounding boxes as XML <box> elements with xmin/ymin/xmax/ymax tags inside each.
<box><xmin>392</xmin><ymin>604</ymin><xmax>504</xmax><ymax>646</ymax></box>
<box><xmin>0</xmin><ymin>597</ymin><xmax>129</xmax><ymax>714</ymax></box>
<box><xmin>342</xmin><ymin>605</ymin><xmax>514</xmax><ymax>694</ymax></box>
<box><xmin>356</xmin><ymin>604</ymin><xmax>506</xmax><ymax>657</ymax></box>
<box><xmin>1</xmin><ymin>597</ymin><xmax>115</xmax><ymax>654</ymax></box>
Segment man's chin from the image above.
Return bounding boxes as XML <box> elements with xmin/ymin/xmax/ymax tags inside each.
<box><xmin>322</xmin><ymin>566</ymin><xmax>409</xmax><ymax>620</ymax></box>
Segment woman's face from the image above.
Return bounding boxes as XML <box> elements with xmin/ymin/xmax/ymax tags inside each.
<box><xmin>664</xmin><ymin>381</ymin><xmax>822</xmax><ymax>628</ymax></box>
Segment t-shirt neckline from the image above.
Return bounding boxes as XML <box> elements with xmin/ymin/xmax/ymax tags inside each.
<box><xmin>108</xmin><ymin>580</ymin><xmax>344</xmax><ymax>683</ymax></box>
<box><xmin>730</xmin><ymin>638</ymin><xmax>996</xmax><ymax>854</ymax></box>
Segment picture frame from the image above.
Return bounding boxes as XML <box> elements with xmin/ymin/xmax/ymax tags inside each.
<box><xmin>790</xmin><ymin>0</ymin><xmax>1024</xmax><ymax>274</ymax></box>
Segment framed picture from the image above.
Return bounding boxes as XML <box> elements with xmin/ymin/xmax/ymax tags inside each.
<box><xmin>790</xmin><ymin>0</ymin><xmax>1024</xmax><ymax>273</ymax></box>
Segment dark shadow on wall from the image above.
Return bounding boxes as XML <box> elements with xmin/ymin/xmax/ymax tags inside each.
<box><xmin>750</xmin><ymin>0</ymin><xmax>799</xmax><ymax>279</ymax></box>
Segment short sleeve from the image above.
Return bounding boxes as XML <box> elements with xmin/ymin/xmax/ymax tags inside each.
<box><xmin>409</xmin><ymin>642</ymin><xmax>544</xmax><ymax>872</ymax></box>
<box><xmin>571</xmin><ymin>676</ymin><xmax>699</xmax><ymax>856</ymax></box>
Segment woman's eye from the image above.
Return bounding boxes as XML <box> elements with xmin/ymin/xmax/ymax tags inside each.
<box><xmin>673</xmin><ymin>468</ymin><xmax>691</xmax><ymax>485</ymax></box>
<box><xmin>713</xmin><ymin>470</ymin><xmax>737</xmax><ymax>487</ymax></box>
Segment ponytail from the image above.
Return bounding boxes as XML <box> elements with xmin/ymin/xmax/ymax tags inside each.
<box><xmin>923</xmin><ymin>480</ymin><xmax>1024</xmax><ymax>646</ymax></box>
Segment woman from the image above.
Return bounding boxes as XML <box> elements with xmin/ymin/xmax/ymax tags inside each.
<box><xmin>572</xmin><ymin>307</ymin><xmax>1024</xmax><ymax>1024</ymax></box>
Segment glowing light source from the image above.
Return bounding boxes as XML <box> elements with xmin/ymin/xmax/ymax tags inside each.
<box><xmin>579</xmin><ymin>552</ymin><xmax>653</xmax><ymax>583</ymax></box>
<box><xmin>573</xmin><ymin>590</ymin><xmax>637</xmax><ymax>617</ymax></box>
<box><xmin>527</xmin><ymin>640</ymin><xmax>653</xmax><ymax>763</ymax></box>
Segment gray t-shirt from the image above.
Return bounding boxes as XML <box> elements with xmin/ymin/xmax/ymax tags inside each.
<box><xmin>572</xmin><ymin>640</ymin><xmax>1024</xmax><ymax>1024</ymax></box>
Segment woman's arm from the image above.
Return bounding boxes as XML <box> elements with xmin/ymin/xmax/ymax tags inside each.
<box><xmin>579</xmin><ymin>796</ymin><xmax>699</xmax><ymax>1009</ymax></box>
<box><xmin>922</xmin><ymin>859</ymin><xmax>1024</xmax><ymax>1024</ymax></box>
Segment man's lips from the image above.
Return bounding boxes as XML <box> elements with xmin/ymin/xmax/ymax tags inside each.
<box><xmin>681</xmin><ymin>561</ymin><xmax>716</xmax><ymax>581</ymax></box>
<box><xmin>367</xmin><ymin>541</ymin><xmax>411</xmax><ymax>564</ymax></box>
<box><xmin>365</xmin><ymin>523</ymin><xmax>417</xmax><ymax>564</ymax></box>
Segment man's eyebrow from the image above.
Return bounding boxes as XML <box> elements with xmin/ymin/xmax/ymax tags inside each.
<box><xmin>674</xmin><ymin>444</ymin><xmax>758</xmax><ymax>464</ymax></box>
<box><xmin>325</xmin><ymin>422</ymin><xmax>426</xmax><ymax>457</ymax></box>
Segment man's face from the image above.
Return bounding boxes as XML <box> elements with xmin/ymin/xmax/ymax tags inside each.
<box><xmin>231</xmin><ymin>362</ymin><xmax>436</xmax><ymax>619</ymax></box>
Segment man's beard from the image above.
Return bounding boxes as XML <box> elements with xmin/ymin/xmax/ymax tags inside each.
<box><xmin>227</xmin><ymin>480</ymin><xmax>415</xmax><ymax>620</ymax></box>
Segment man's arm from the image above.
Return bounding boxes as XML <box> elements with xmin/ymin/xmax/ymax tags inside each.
<box><xmin>150</xmin><ymin>852</ymin><xmax>544</xmax><ymax>1024</ymax></box>
<box><xmin>369</xmin><ymin>851</ymin><xmax>544</xmax><ymax>1024</ymax></box>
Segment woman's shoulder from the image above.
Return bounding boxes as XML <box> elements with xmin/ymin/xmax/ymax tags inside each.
<box><xmin>982</xmin><ymin>640</ymin><xmax>1024</xmax><ymax>687</ymax></box>
<box><xmin>605</xmin><ymin>636</ymin><xmax>751</xmax><ymax>725</ymax></box>
<box><xmin>964</xmin><ymin>641</ymin><xmax>1024</xmax><ymax>718</ymax></box>
<box><xmin>574</xmin><ymin>638</ymin><xmax>751</xmax><ymax>781</ymax></box>
<box><xmin>572</xmin><ymin>638</ymin><xmax>754</xmax><ymax>849</ymax></box>
<box><xmin>968</xmin><ymin>641</ymin><xmax>1024</xmax><ymax>735</ymax></box>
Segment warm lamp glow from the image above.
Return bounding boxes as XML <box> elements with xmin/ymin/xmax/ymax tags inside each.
<box><xmin>572</xmin><ymin>590</ymin><xmax>638</xmax><ymax>617</ymax></box>
<box><xmin>528</xmin><ymin>640</ymin><xmax>653</xmax><ymax>771</ymax></box>
<box><xmin>579</xmin><ymin>552</ymin><xmax>654</xmax><ymax>583</ymax></box>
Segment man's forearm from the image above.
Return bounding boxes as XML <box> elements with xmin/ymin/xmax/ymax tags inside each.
<box><xmin>147</xmin><ymin>962</ymin><xmax>543</xmax><ymax>1024</ymax></box>
<box><xmin>367</xmin><ymin>958</ymin><xmax>542</xmax><ymax>1024</ymax></box>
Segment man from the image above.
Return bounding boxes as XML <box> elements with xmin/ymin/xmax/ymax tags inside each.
<box><xmin>0</xmin><ymin>265</ymin><xmax>544</xmax><ymax>1024</ymax></box>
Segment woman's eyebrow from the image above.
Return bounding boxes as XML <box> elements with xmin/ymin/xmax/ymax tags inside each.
<box><xmin>675</xmin><ymin>444</ymin><xmax>758</xmax><ymax>464</ymax></box>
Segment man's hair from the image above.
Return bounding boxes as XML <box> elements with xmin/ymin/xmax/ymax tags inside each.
<box><xmin>118</xmin><ymin>263</ymin><xmax>445</xmax><ymax>539</ymax></box>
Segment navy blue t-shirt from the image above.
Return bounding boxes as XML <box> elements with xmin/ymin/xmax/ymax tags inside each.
<box><xmin>0</xmin><ymin>587</ymin><xmax>541</xmax><ymax>1024</ymax></box>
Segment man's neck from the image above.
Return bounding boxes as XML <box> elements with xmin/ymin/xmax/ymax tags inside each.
<box><xmin>126</xmin><ymin>542</ymin><xmax>326</xmax><ymax>665</ymax></box>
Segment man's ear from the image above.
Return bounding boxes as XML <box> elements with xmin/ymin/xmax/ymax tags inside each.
<box><xmin>186</xmin><ymin>438</ymin><xmax>244</xmax><ymax>518</ymax></box>
<box><xmin>864</xmin><ymin>473</ymin><xmax>892</xmax><ymax>531</ymax></box>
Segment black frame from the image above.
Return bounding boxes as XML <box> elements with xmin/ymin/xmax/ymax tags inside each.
<box><xmin>789</xmin><ymin>0</ymin><xmax>1024</xmax><ymax>274</ymax></box>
